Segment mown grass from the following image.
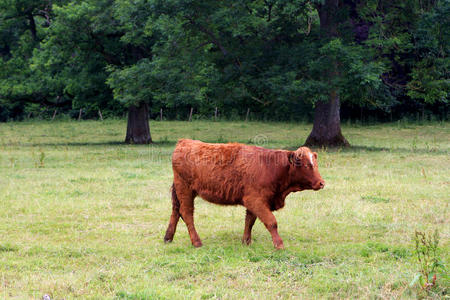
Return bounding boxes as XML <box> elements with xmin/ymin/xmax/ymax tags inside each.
<box><xmin>0</xmin><ymin>120</ymin><xmax>448</xmax><ymax>299</ymax></box>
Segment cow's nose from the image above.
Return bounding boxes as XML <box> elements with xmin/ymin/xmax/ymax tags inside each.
<box><xmin>313</xmin><ymin>180</ymin><xmax>325</xmax><ymax>190</ymax></box>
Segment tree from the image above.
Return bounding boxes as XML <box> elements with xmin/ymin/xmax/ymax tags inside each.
<box><xmin>0</xmin><ymin>0</ymin><xmax>72</xmax><ymax>117</ymax></box>
<box><xmin>107</xmin><ymin>59</ymin><xmax>156</xmax><ymax>144</ymax></box>
<box><xmin>32</xmin><ymin>0</ymin><xmax>153</xmax><ymax>142</ymax></box>
<box><xmin>361</xmin><ymin>0</ymin><xmax>449</xmax><ymax>120</ymax></box>
<box><xmin>304</xmin><ymin>0</ymin><xmax>349</xmax><ymax>147</ymax></box>
<box><xmin>304</xmin><ymin>0</ymin><xmax>391</xmax><ymax>147</ymax></box>
<box><xmin>407</xmin><ymin>1</ymin><xmax>449</xmax><ymax>105</ymax></box>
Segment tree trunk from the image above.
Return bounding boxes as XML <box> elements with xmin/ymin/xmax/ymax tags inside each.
<box><xmin>125</xmin><ymin>102</ymin><xmax>152</xmax><ymax>144</ymax></box>
<box><xmin>27</xmin><ymin>13</ymin><xmax>38</xmax><ymax>42</ymax></box>
<box><xmin>305</xmin><ymin>0</ymin><xmax>349</xmax><ymax>147</ymax></box>
<box><xmin>304</xmin><ymin>91</ymin><xmax>349</xmax><ymax>147</ymax></box>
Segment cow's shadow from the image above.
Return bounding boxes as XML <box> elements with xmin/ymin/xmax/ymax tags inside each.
<box><xmin>283</xmin><ymin>144</ymin><xmax>448</xmax><ymax>155</ymax></box>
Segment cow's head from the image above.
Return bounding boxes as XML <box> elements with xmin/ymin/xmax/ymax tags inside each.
<box><xmin>288</xmin><ymin>147</ymin><xmax>325</xmax><ymax>191</ymax></box>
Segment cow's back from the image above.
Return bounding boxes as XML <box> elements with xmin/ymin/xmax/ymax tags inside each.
<box><xmin>172</xmin><ymin>139</ymin><xmax>247</xmax><ymax>204</ymax></box>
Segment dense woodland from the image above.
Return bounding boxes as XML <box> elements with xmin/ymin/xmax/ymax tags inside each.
<box><xmin>0</xmin><ymin>0</ymin><xmax>448</xmax><ymax>145</ymax></box>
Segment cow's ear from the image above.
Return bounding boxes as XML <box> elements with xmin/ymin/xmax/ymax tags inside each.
<box><xmin>313</xmin><ymin>152</ymin><xmax>318</xmax><ymax>160</ymax></box>
<box><xmin>288</xmin><ymin>152</ymin><xmax>294</xmax><ymax>165</ymax></box>
<box><xmin>288</xmin><ymin>152</ymin><xmax>302</xmax><ymax>167</ymax></box>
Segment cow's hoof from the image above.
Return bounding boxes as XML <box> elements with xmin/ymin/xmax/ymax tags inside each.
<box><xmin>274</xmin><ymin>243</ymin><xmax>285</xmax><ymax>250</ymax></box>
<box><xmin>242</xmin><ymin>237</ymin><xmax>252</xmax><ymax>245</ymax></box>
<box><xmin>193</xmin><ymin>241</ymin><xmax>203</xmax><ymax>248</ymax></box>
<box><xmin>163</xmin><ymin>233</ymin><xmax>174</xmax><ymax>243</ymax></box>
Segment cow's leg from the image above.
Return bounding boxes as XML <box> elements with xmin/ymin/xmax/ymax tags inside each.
<box><xmin>242</xmin><ymin>209</ymin><xmax>257</xmax><ymax>245</ymax></box>
<box><xmin>179</xmin><ymin>198</ymin><xmax>202</xmax><ymax>248</ymax></box>
<box><xmin>175</xmin><ymin>181</ymin><xmax>202</xmax><ymax>247</ymax></box>
<box><xmin>244</xmin><ymin>199</ymin><xmax>284</xmax><ymax>249</ymax></box>
<box><xmin>164</xmin><ymin>184</ymin><xmax>181</xmax><ymax>243</ymax></box>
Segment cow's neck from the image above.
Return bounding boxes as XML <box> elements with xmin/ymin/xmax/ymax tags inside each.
<box><xmin>282</xmin><ymin>164</ymin><xmax>305</xmax><ymax>197</ymax></box>
<box><xmin>267</xmin><ymin>161</ymin><xmax>301</xmax><ymax>211</ymax></box>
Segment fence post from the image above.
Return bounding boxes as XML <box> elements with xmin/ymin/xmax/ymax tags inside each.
<box><xmin>78</xmin><ymin>108</ymin><xmax>82</xmax><ymax>121</ymax></box>
<box><xmin>160</xmin><ymin>108</ymin><xmax>163</xmax><ymax>121</ymax></box>
<box><xmin>98</xmin><ymin>109</ymin><xmax>103</xmax><ymax>121</ymax></box>
<box><xmin>214</xmin><ymin>107</ymin><xmax>218</xmax><ymax>121</ymax></box>
<box><xmin>51</xmin><ymin>109</ymin><xmax>58</xmax><ymax>120</ymax></box>
<box><xmin>245</xmin><ymin>108</ymin><xmax>250</xmax><ymax>122</ymax></box>
<box><xmin>188</xmin><ymin>107</ymin><xmax>193</xmax><ymax>122</ymax></box>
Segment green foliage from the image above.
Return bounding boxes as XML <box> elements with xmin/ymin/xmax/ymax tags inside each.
<box><xmin>0</xmin><ymin>0</ymin><xmax>449</xmax><ymax>121</ymax></box>
<box><xmin>410</xmin><ymin>230</ymin><xmax>447</xmax><ymax>297</ymax></box>
<box><xmin>0</xmin><ymin>0</ymin><xmax>70</xmax><ymax>106</ymax></box>
<box><xmin>408</xmin><ymin>1</ymin><xmax>450</xmax><ymax>104</ymax></box>
<box><xmin>364</xmin><ymin>0</ymin><xmax>449</xmax><ymax>110</ymax></box>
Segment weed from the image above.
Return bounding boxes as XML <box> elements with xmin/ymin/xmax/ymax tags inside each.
<box><xmin>0</xmin><ymin>243</ymin><xmax>18</xmax><ymax>252</ymax></box>
<box><xmin>9</xmin><ymin>156</ymin><xmax>16</xmax><ymax>168</ymax></box>
<box><xmin>361</xmin><ymin>195</ymin><xmax>390</xmax><ymax>203</ymax></box>
<box><xmin>411</xmin><ymin>136</ymin><xmax>419</xmax><ymax>152</ymax></box>
<box><xmin>421</xmin><ymin>167</ymin><xmax>427</xmax><ymax>180</ymax></box>
<box><xmin>410</xmin><ymin>230</ymin><xmax>446</xmax><ymax>296</ymax></box>
<box><xmin>33</xmin><ymin>149</ymin><xmax>46</xmax><ymax>168</ymax></box>
<box><xmin>39</xmin><ymin>150</ymin><xmax>45</xmax><ymax>167</ymax></box>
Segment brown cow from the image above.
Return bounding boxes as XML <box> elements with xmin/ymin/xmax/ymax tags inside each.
<box><xmin>164</xmin><ymin>139</ymin><xmax>325</xmax><ymax>249</ymax></box>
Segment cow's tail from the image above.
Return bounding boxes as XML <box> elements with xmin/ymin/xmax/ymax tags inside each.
<box><xmin>171</xmin><ymin>184</ymin><xmax>180</xmax><ymax>215</ymax></box>
<box><xmin>164</xmin><ymin>183</ymin><xmax>181</xmax><ymax>243</ymax></box>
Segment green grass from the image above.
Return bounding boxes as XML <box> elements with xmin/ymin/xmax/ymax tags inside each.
<box><xmin>0</xmin><ymin>120</ymin><xmax>448</xmax><ymax>299</ymax></box>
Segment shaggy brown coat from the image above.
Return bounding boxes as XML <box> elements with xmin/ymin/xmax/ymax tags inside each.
<box><xmin>164</xmin><ymin>139</ymin><xmax>325</xmax><ymax>249</ymax></box>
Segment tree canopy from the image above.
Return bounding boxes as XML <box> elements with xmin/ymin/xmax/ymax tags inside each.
<box><xmin>0</xmin><ymin>0</ymin><xmax>448</xmax><ymax>143</ymax></box>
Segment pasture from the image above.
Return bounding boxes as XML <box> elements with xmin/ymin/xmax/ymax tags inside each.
<box><xmin>0</xmin><ymin>120</ymin><xmax>448</xmax><ymax>299</ymax></box>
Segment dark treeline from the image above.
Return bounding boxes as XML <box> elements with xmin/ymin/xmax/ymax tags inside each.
<box><xmin>0</xmin><ymin>0</ymin><xmax>448</xmax><ymax>145</ymax></box>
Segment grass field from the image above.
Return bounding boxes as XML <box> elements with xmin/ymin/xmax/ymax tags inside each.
<box><xmin>0</xmin><ymin>120</ymin><xmax>448</xmax><ymax>299</ymax></box>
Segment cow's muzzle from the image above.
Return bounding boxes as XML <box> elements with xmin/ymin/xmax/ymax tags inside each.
<box><xmin>313</xmin><ymin>180</ymin><xmax>325</xmax><ymax>190</ymax></box>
